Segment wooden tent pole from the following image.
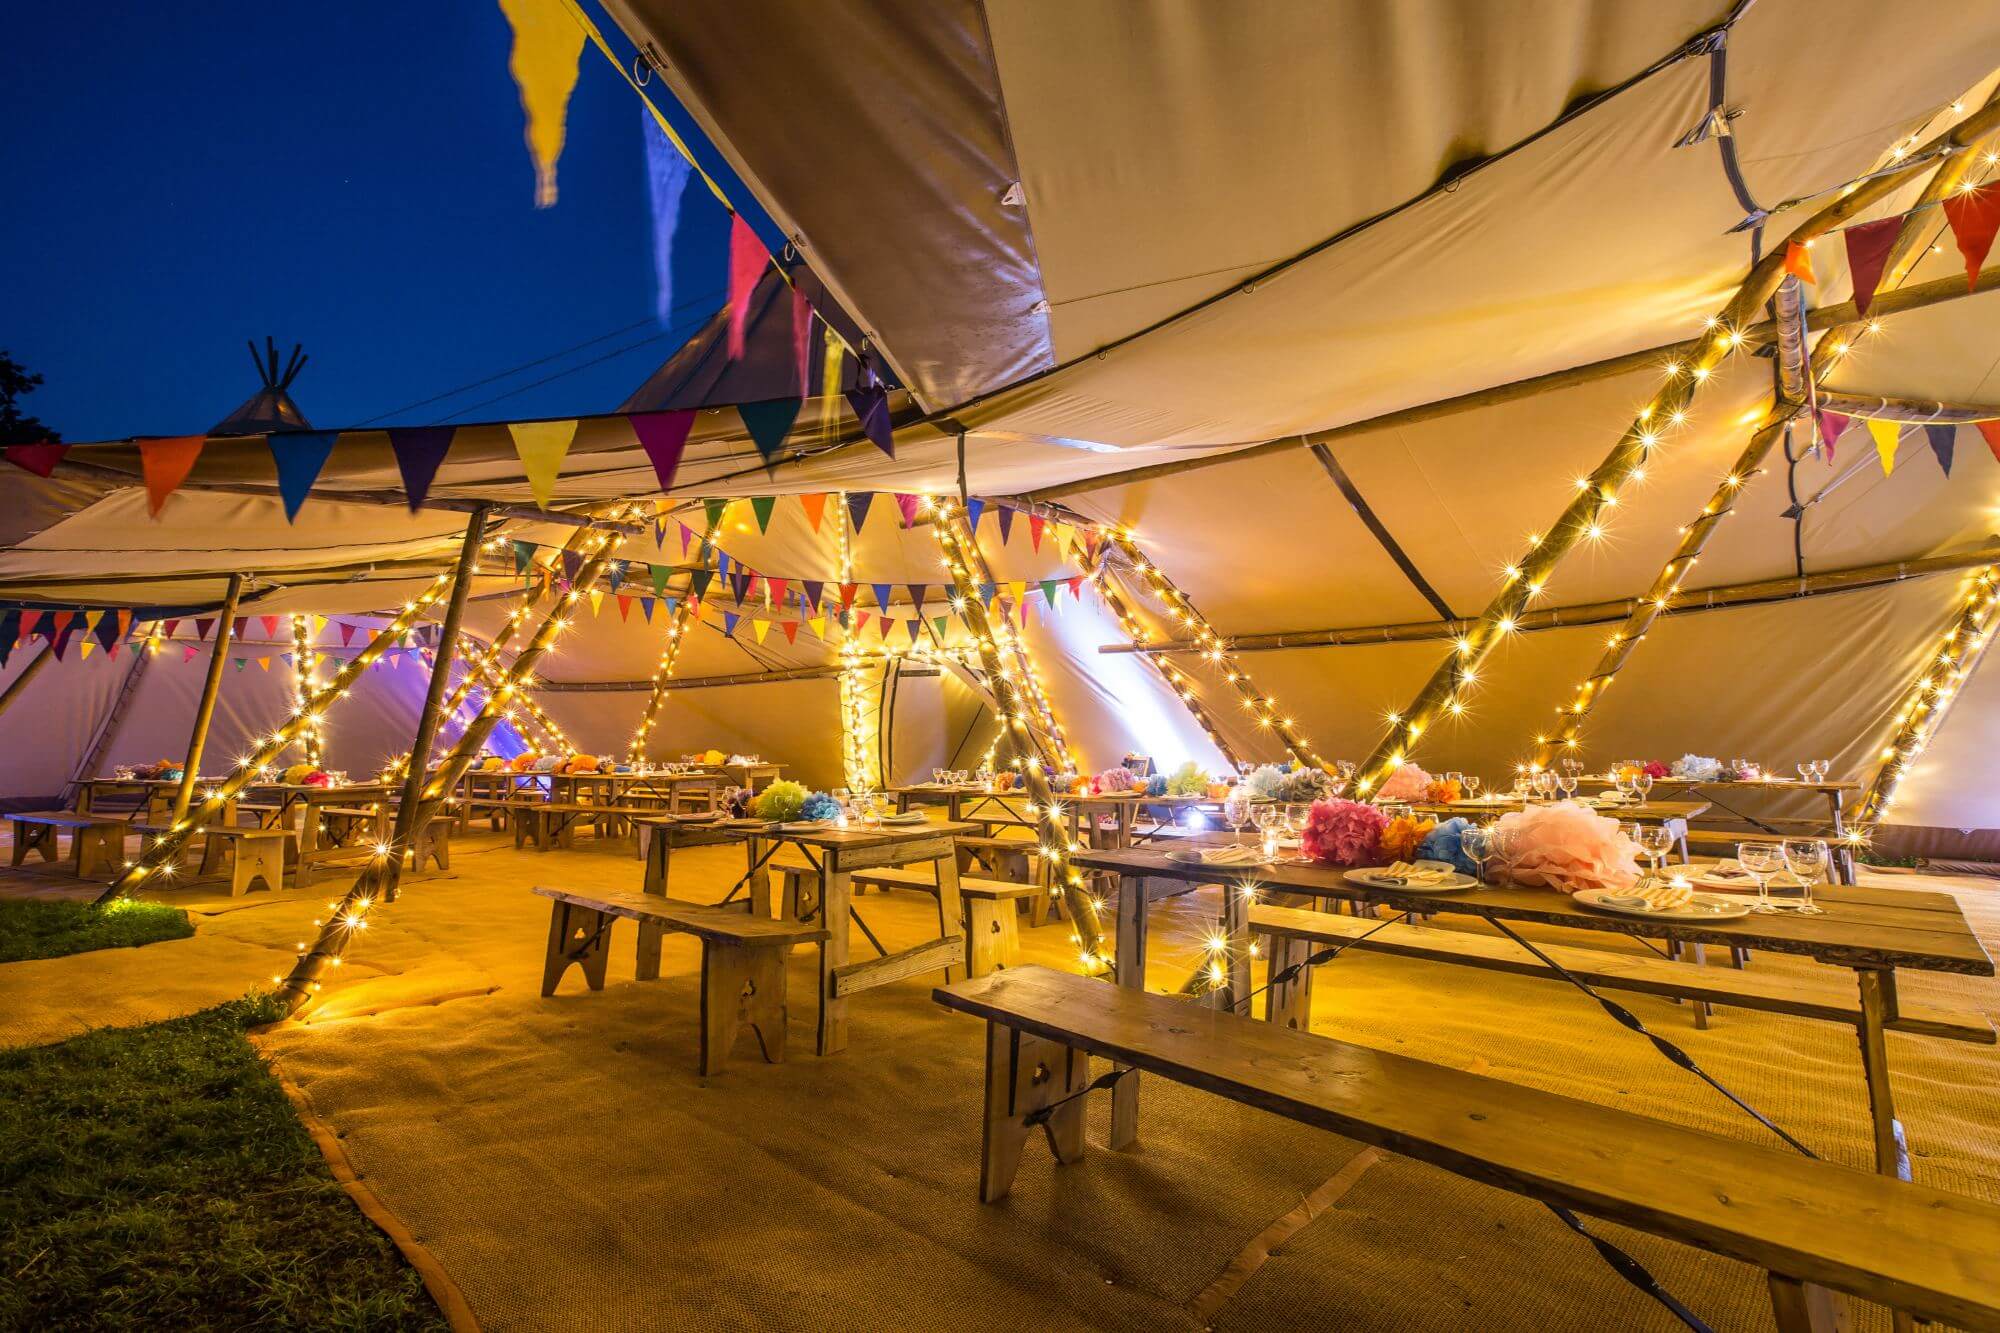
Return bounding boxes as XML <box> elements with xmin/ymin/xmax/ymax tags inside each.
<box><xmin>1084</xmin><ymin>553</ymin><xmax>1246</xmax><ymax>771</ymax></box>
<box><xmin>276</xmin><ymin>521</ymin><xmax>625</xmax><ymax>1013</ymax></box>
<box><xmin>625</xmin><ymin>511</ymin><xmax>721</xmax><ymax>764</ymax></box>
<box><xmin>172</xmin><ymin>574</ymin><xmax>244</xmax><ymax>824</ymax></box>
<box><xmin>96</xmin><ymin>574</ymin><xmax>462</xmax><ymax>903</ymax></box>
<box><xmin>0</xmin><ymin>639</ymin><xmax>54</xmax><ymax>722</ymax></box>
<box><xmin>1851</xmin><ymin>566</ymin><xmax>1999</xmax><ymax>833</ymax></box>
<box><xmin>935</xmin><ymin>502</ymin><xmax>1111</xmax><ymax>970</ymax></box>
<box><xmin>953</xmin><ymin>512</ymin><xmax>1079</xmax><ymax>771</ymax></box>
<box><xmin>1348</xmin><ymin>98</ymin><xmax>2000</xmax><ymax>796</ymax></box>
<box><xmin>1104</xmin><ymin>545</ymin><xmax>2000</xmax><ymax>654</ymax></box>
<box><xmin>1530</xmin><ymin>107</ymin><xmax>2000</xmax><ymax>769</ymax></box>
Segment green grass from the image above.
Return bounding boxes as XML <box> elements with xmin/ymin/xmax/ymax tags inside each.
<box><xmin>0</xmin><ymin>897</ymin><xmax>195</xmax><ymax>963</ymax></box>
<box><xmin>0</xmin><ymin>996</ymin><xmax>446</xmax><ymax>1330</ymax></box>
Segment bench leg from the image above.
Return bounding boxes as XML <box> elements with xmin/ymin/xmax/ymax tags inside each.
<box><xmin>816</xmin><ymin>865</ymin><xmax>852</xmax><ymax>1056</ymax></box>
<box><xmin>1109</xmin><ymin>874</ymin><xmax>1149</xmax><ymax>1151</ymax></box>
<box><xmin>542</xmin><ymin>903</ymin><xmax>614</xmax><ymax>996</ymax></box>
<box><xmin>643</xmin><ymin>830</ymin><xmax>670</xmax><ymax>896</ymax></box>
<box><xmin>743</xmin><ymin>946</ymin><xmax>789</xmax><ymax>1064</ymax></box>
<box><xmin>699</xmin><ymin>940</ymin><xmax>752</xmax><ymax>1076</ymax></box>
<box><xmin>1766</xmin><ymin>1274</ymin><xmax>1850</xmax><ymax>1331</ymax></box>
<box><xmin>980</xmin><ymin>1021</ymin><xmax>1090</xmax><ymax>1203</ymax></box>
<box><xmin>935</xmin><ymin>853</ymin><xmax>965</xmax><ymax>986</ymax></box>
<box><xmin>231</xmin><ymin>840</ymin><xmax>284</xmax><ymax>896</ymax></box>
<box><xmin>74</xmin><ymin>826</ymin><xmax>122</xmax><ymax>879</ymax></box>
<box><xmin>635</xmin><ymin>921</ymin><xmax>664</xmax><ymax>982</ymax></box>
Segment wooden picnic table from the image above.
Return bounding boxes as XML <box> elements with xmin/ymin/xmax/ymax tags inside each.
<box><xmin>889</xmin><ymin>784</ymin><xmax>1034</xmax><ymax>830</ymax></box>
<box><xmin>1577</xmin><ymin>774</ymin><xmax>1862</xmax><ymax>883</ymax></box>
<box><xmin>716</xmin><ymin>761</ymin><xmax>784</xmax><ymax>791</ymax></box>
<box><xmin>1072</xmin><ymin>841</ymin><xmax>1992</xmax><ymax>1195</ymax></box>
<box><xmin>242</xmin><ymin>782</ymin><xmax>399</xmax><ymax>887</ymax></box>
<box><xmin>634</xmin><ymin>813</ymin><xmax>983</xmax><ymax>1055</ymax></box>
<box><xmin>76</xmin><ymin>776</ymin><xmax>230</xmax><ymax>823</ymax></box>
<box><xmin>1410</xmin><ymin>796</ymin><xmax>1711</xmax><ymax>823</ymax></box>
<box><xmin>546</xmin><ymin>769</ymin><xmax>720</xmax><ymax>810</ymax></box>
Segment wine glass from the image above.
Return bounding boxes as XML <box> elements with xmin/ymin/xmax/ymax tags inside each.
<box><xmin>1780</xmin><ymin>839</ymin><xmax>1829</xmax><ymax>914</ymax></box>
<box><xmin>1813</xmin><ymin>759</ymin><xmax>1831</xmax><ymax>783</ymax></box>
<box><xmin>1460</xmin><ymin>825</ymin><xmax>1494</xmax><ymax>884</ymax></box>
<box><xmin>1252</xmin><ymin>804</ymin><xmax>1281</xmax><ymax>858</ymax></box>
<box><xmin>1634</xmin><ymin>771</ymin><xmax>1654</xmax><ymax>803</ymax></box>
<box><xmin>1463</xmin><ymin>773</ymin><xmax>1483</xmax><ymax>801</ymax></box>
<box><xmin>1284</xmin><ymin>803</ymin><xmax>1310</xmax><ymax>859</ymax></box>
<box><xmin>1738</xmin><ymin>843</ymin><xmax>1783</xmax><ymax>912</ymax></box>
<box><xmin>1222</xmin><ymin>789</ymin><xmax>1252</xmax><ymax>847</ymax></box>
<box><xmin>1556</xmin><ymin>769</ymin><xmax>1578</xmax><ymax>802</ymax></box>
<box><xmin>1637</xmin><ymin>825</ymin><xmax>1675</xmax><ymax>887</ymax></box>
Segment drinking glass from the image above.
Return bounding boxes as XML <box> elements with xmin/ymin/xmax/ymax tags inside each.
<box><xmin>1463</xmin><ymin>774</ymin><xmax>1483</xmax><ymax>800</ymax></box>
<box><xmin>1222</xmin><ymin>790</ymin><xmax>1252</xmax><ymax>846</ymax></box>
<box><xmin>1460</xmin><ymin>825</ymin><xmax>1494</xmax><ymax>883</ymax></box>
<box><xmin>1637</xmin><ymin>825</ymin><xmax>1675</xmax><ymax>887</ymax></box>
<box><xmin>1252</xmin><ymin>805</ymin><xmax>1282</xmax><ymax>859</ymax></box>
<box><xmin>1284</xmin><ymin>804</ymin><xmax>1310</xmax><ymax>858</ymax></box>
<box><xmin>1780</xmin><ymin>839</ymin><xmax>1829</xmax><ymax>914</ymax></box>
<box><xmin>1796</xmin><ymin>762</ymin><xmax>1812</xmax><ymax>784</ymax></box>
<box><xmin>1813</xmin><ymin>759</ymin><xmax>1831</xmax><ymax>783</ymax></box>
<box><xmin>1634</xmin><ymin>772</ymin><xmax>1654</xmax><ymax>802</ymax></box>
<box><xmin>1556</xmin><ymin>770</ymin><xmax>1578</xmax><ymax>801</ymax></box>
<box><xmin>1737</xmin><ymin>843</ymin><xmax>1783</xmax><ymax>912</ymax></box>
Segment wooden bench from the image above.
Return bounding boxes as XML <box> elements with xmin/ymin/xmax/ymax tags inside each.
<box><xmin>1249</xmin><ymin>904</ymin><xmax>1996</xmax><ymax>1049</ymax></box>
<box><xmin>533</xmin><ymin>886</ymin><xmax>827</xmax><ymax>1074</ymax></box>
<box><xmin>8</xmin><ymin>811</ymin><xmax>126</xmax><ymax>878</ymax></box>
<box><xmin>234</xmin><ymin>801</ymin><xmax>285</xmax><ymax>828</ymax></box>
<box><xmin>934</xmin><ymin>965</ymin><xmax>2000</xmax><ymax>1331</ymax></box>
<box><xmin>407</xmin><ymin>819</ymin><xmax>450</xmax><ymax>873</ymax></box>
<box><xmin>772</xmin><ymin>865</ymin><xmax>1042</xmax><ymax>978</ymax></box>
<box><xmin>201</xmin><ymin>827</ymin><xmax>292</xmax><ymax>896</ymax></box>
<box><xmin>317</xmin><ymin>805</ymin><xmax>388</xmax><ymax>847</ymax></box>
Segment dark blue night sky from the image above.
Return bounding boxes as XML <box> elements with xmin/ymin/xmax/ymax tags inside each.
<box><xmin>1</xmin><ymin>2</ymin><xmax>735</xmax><ymax>443</ymax></box>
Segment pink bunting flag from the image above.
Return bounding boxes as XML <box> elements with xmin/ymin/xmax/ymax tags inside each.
<box><xmin>1942</xmin><ymin>181</ymin><xmax>2000</xmax><ymax>291</ymax></box>
<box><xmin>183</xmin><ymin>645</ymin><xmax>199</xmax><ymax>663</ymax></box>
<box><xmin>338</xmin><ymin>623</ymin><xmax>357</xmax><ymax>646</ymax></box>
<box><xmin>680</xmin><ymin>522</ymin><xmax>695</xmax><ymax>555</ymax></box>
<box><xmin>1843</xmin><ymin>216</ymin><xmax>1901</xmax><ymax>316</ymax></box>
<box><xmin>727</xmin><ymin>214</ymin><xmax>764</xmax><ymax>360</ymax></box>
<box><xmin>792</xmin><ymin>285</ymin><xmax>814</xmax><ymax>393</ymax></box>
<box><xmin>630</xmin><ymin>410</ymin><xmax>695</xmax><ymax>492</ymax></box>
<box><xmin>1815</xmin><ymin>410</ymin><xmax>1850</xmax><ymax>458</ymax></box>
<box><xmin>894</xmin><ymin>493</ymin><xmax>922</xmax><ymax>528</ymax></box>
<box><xmin>259</xmin><ymin>615</ymin><xmax>280</xmax><ymax>639</ymax></box>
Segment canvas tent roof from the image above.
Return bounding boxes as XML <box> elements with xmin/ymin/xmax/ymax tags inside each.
<box><xmin>5</xmin><ymin>1</ymin><xmax>2000</xmax><ymax>838</ymax></box>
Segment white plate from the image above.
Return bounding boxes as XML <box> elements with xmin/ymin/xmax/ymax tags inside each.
<box><xmin>1574</xmin><ymin>888</ymin><xmax>1750</xmax><ymax>920</ymax></box>
<box><xmin>1164</xmin><ymin>848</ymin><xmax>1270</xmax><ymax>869</ymax></box>
<box><xmin>880</xmin><ymin>812</ymin><xmax>929</xmax><ymax>825</ymax></box>
<box><xmin>1345</xmin><ymin>863</ymin><xmax>1480</xmax><ymax>893</ymax></box>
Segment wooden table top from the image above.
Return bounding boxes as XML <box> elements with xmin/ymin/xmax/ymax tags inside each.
<box><xmin>1576</xmin><ymin>775</ymin><xmax>1860</xmax><ymax>794</ymax></box>
<box><xmin>636</xmin><ymin>815</ymin><xmax>978</xmax><ymax>849</ymax></box>
<box><xmin>1072</xmin><ymin>845</ymin><xmax>1993</xmax><ymax>976</ymax></box>
<box><xmin>1412</xmin><ymin>797</ymin><xmax>1711</xmax><ymax>822</ymax></box>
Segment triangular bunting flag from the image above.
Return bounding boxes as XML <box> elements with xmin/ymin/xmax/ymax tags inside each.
<box><xmin>232</xmin><ymin>617</ymin><xmax>249</xmax><ymax>641</ymax></box>
<box><xmin>388</xmin><ymin>426</ymin><xmax>454</xmax><ymax>511</ymax></box>
<box><xmin>92</xmin><ymin>615</ymin><xmax>118</xmax><ymax>652</ymax></box>
<box><xmin>703</xmin><ymin>498</ymin><xmax>728</xmax><ymax>531</ymax></box>
<box><xmin>852</xmin><ymin>611</ymin><xmax>870</xmax><ymax>635</ymax></box>
<box><xmin>183</xmin><ymin>644</ymin><xmax>198</xmax><ymax>663</ymax></box>
<box><xmin>139</xmin><ymin>435</ymin><xmax>206</xmax><ymax>516</ymax></box>
<box><xmin>723</xmin><ymin>611</ymin><xmax>739</xmax><ymax>637</ymax></box>
<box><xmin>1067</xmin><ymin>575</ymin><xmax>1085</xmax><ymax>599</ymax></box>
<box><xmin>964</xmin><ymin>497</ymin><xmax>984</xmax><ymax>532</ymax></box>
<box><xmin>847</xmin><ymin>492</ymin><xmax>874</xmax><ymax>534</ymax></box>
<box><xmin>194</xmin><ymin>617</ymin><xmax>215</xmax><ymax>642</ymax></box>
<box><xmin>3</xmin><ymin>441</ymin><xmax>69</xmax><ymax>477</ymax></box>
<box><xmin>893</xmin><ymin>493</ymin><xmax>921</xmax><ymax>528</ymax></box>
<box><xmin>617</xmin><ymin>595</ymin><xmax>632</xmax><ymax>621</ymax></box>
<box><xmin>1816</xmin><ymin>410</ymin><xmax>1850</xmax><ymax>458</ymax></box>
<box><xmin>588</xmin><ymin>589</ymin><xmax>604</xmax><ymax>617</ymax></box>
<box><xmin>727</xmin><ymin>213</ymin><xmax>764</xmax><ymax>360</ymax></box>
<box><xmin>767</xmin><ymin>577</ymin><xmax>788</xmax><ymax>606</ymax></box>
<box><xmin>257</xmin><ymin>655</ymin><xmax>271</xmax><ymax>671</ymax></box>
<box><xmin>933</xmin><ymin>616</ymin><xmax>948</xmax><ymax>640</ymax></box>
<box><xmin>1942</xmin><ymin>180</ymin><xmax>2000</xmax><ymax>291</ymax></box>
<box><xmin>561</xmin><ymin>551</ymin><xmax>582</xmax><ymax>584</ymax></box>
<box><xmin>780</xmin><ymin>619</ymin><xmax>799</xmax><ymax>645</ymax></box>
<box><xmin>161</xmin><ymin>618</ymin><xmax>181</xmax><ymax>639</ymax></box>
<box><xmin>679</xmin><ymin>522</ymin><xmax>695</xmax><ymax>555</ymax></box>
<box><xmin>1925</xmin><ymin>423</ymin><xmax>1956</xmax><ymax>476</ymax></box>
<box><xmin>845</xmin><ymin>378</ymin><xmax>893</xmax><ymax>456</ymax></box>
<box><xmin>1007</xmin><ymin>580</ymin><xmax>1027</xmax><ymax>605</ymax></box>
<box><xmin>513</xmin><ymin>540</ymin><xmax>533</xmax><ymax>574</ymax></box>
<box><xmin>650</xmin><ymin>563</ymin><xmax>670</xmax><ymax>596</ymax></box>
<box><xmin>1976</xmin><ymin>419</ymin><xmax>2000</xmax><ymax>465</ymax></box>
<box><xmin>996</xmin><ymin>507</ymin><xmax>1015</xmax><ymax>544</ymax></box>
<box><xmin>1844</xmin><ymin>216</ymin><xmax>1901</xmax><ymax>316</ymax></box>
<box><xmin>1028</xmin><ymin>514</ymin><xmax>1046</xmax><ymax>551</ymax></box>
<box><xmin>269</xmin><ymin>431</ymin><xmax>339</xmax><ymax>520</ymax></box>
<box><xmin>640</xmin><ymin>597</ymin><xmax>656</xmax><ymax>621</ymax></box>
<box><xmin>800</xmin><ymin>493</ymin><xmax>828</xmax><ymax>533</ymax></box>
<box><xmin>509</xmin><ymin>419</ymin><xmax>577</xmax><ymax>508</ymax></box>
<box><xmin>907</xmin><ymin>584</ymin><xmax>927</xmax><ymax>615</ymax></box>
<box><xmin>802</xmin><ymin>580</ymin><xmax>824</xmax><ymax>611</ymax></box>
<box><xmin>1041</xmin><ymin>579</ymin><xmax>1060</xmax><ymax>605</ymax></box>
<box><xmin>809</xmin><ymin>615</ymin><xmax>827</xmax><ymax>641</ymax></box>
<box><xmin>751</xmin><ymin>618</ymin><xmax>770</xmax><ymax>644</ymax></box>
<box><xmin>689</xmin><ymin>569</ymin><xmax>714</xmax><ymax>599</ymax></box>
<box><xmin>232</xmin><ymin>657</ymin><xmax>246</xmax><ymax>672</ymax></box>
<box><xmin>1782</xmin><ymin>240</ymin><xmax>1815</xmax><ymax>285</ymax></box>
<box><xmin>629</xmin><ymin>410</ymin><xmax>695</xmax><ymax>492</ymax></box>
<box><xmin>873</xmin><ymin>583</ymin><xmax>893</xmax><ymax>613</ymax></box>
<box><xmin>497</xmin><ymin>0</ymin><xmax>585</xmax><ymax>206</ymax></box>
<box><xmin>750</xmin><ymin>495</ymin><xmax>777</xmax><ymax>532</ymax></box>
<box><xmin>740</xmin><ymin>397</ymin><xmax>804</xmax><ymax>463</ymax></box>
<box><xmin>339</xmin><ymin>622</ymin><xmax>357</xmax><ymax>646</ymax></box>
<box><xmin>1866</xmin><ymin>418</ymin><xmax>1900</xmax><ymax>475</ymax></box>
<box><xmin>907</xmin><ymin>619</ymin><xmax>922</xmax><ymax>644</ymax></box>
<box><xmin>878</xmin><ymin>614</ymin><xmax>894</xmax><ymax>641</ymax></box>
<box><xmin>259</xmin><ymin>615</ymin><xmax>280</xmax><ymax>639</ymax></box>
<box><xmin>78</xmin><ymin>639</ymin><xmax>92</xmax><ymax>661</ymax></box>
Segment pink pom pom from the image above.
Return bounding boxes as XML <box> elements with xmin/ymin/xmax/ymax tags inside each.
<box><xmin>1374</xmin><ymin>762</ymin><xmax>1432</xmax><ymax>803</ymax></box>
<box><xmin>1490</xmin><ymin>801</ymin><xmax>1639</xmax><ymax>893</ymax></box>
<box><xmin>1302</xmin><ymin>799</ymin><xmax>1388</xmax><ymax>867</ymax></box>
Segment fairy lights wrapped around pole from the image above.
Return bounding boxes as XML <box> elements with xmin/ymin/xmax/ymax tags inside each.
<box><xmin>97</xmin><ymin>569</ymin><xmax>461</xmax><ymax>905</ymax></box>
<box><xmin>949</xmin><ymin>506</ymin><xmax>1078</xmax><ymax>772</ymax></box>
<box><xmin>1531</xmin><ymin>102</ymin><xmax>2000</xmax><ymax>770</ymax></box>
<box><xmin>1098</xmin><ymin>527</ymin><xmax>1323</xmax><ymax>770</ymax></box>
<box><xmin>1357</xmin><ymin>96</ymin><xmax>2000</xmax><ymax>798</ymax></box>
<box><xmin>626</xmin><ymin>512</ymin><xmax>720</xmax><ymax>764</ymax></box>
<box><xmin>276</xmin><ymin>516</ymin><xmax>626</xmax><ymax>1014</ymax></box>
<box><xmin>934</xmin><ymin>498</ymin><xmax>1110</xmax><ymax>971</ymax></box>
<box><xmin>830</xmin><ymin>493</ymin><xmax>880</xmax><ymax>791</ymax></box>
<box><xmin>290</xmin><ymin>615</ymin><xmax>325</xmax><ymax>766</ymax></box>
<box><xmin>1851</xmin><ymin>565</ymin><xmax>1997</xmax><ymax>835</ymax></box>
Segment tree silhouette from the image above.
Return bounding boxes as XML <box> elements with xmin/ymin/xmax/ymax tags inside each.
<box><xmin>0</xmin><ymin>351</ymin><xmax>62</xmax><ymax>446</ymax></box>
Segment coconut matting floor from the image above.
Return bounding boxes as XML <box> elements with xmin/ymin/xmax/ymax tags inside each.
<box><xmin>3</xmin><ymin>822</ymin><xmax>1997</xmax><ymax>1331</ymax></box>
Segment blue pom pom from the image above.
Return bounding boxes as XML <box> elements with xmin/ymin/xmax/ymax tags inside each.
<box><xmin>799</xmin><ymin>792</ymin><xmax>842</xmax><ymax>823</ymax></box>
<box><xmin>1144</xmin><ymin>774</ymin><xmax>1168</xmax><ymax>797</ymax></box>
<box><xmin>1416</xmin><ymin>817</ymin><xmax>1477</xmax><ymax>875</ymax></box>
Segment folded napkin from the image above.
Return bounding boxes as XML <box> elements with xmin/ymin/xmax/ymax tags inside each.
<box><xmin>1602</xmin><ymin>883</ymin><xmax>1695</xmax><ymax>911</ymax></box>
<box><xmin>1378</xmin><ymin>860</ymin><xmax>1453</xmax><ymax>885</ymax></box>
<box><xmin>1196</xmin><ymin>845</ymin><xmax>1268</xmax><ymax>866</ymax></box>
<box><xmin>1691</xmin><ymin>863</ymin><xmax>1759</xmax><ymax>893</ymax></box>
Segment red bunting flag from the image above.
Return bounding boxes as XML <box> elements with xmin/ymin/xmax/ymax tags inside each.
<box><xmin>259</xmin><ymin>615</ymin><xmax>280</xmax><ymax>639</ymax></box>
<box><xmin>1843</xmin><ymin>216</ymin><xmax>1901</xmax><ymax>316</ymax></box>
<box><xmin>1815</xmin><ymin>410</ymin><xmax>1849</xmax><ymax>457</ymax></box>
<box><xmin>780</xmin><ymin>620</ymin><xmax>799</xmax><ymax>645</ymax></box>
<box><xmin>727</xmin><ymin>214</ymin><xmax>764</xmax><ymax>360</ymax></box>
<box><xmin>1782</xmin><ymin>240</ymin><xmax>1815</xmax><ymax>285</ymax></box>
<box><xmin>617</xmin><ymin>595</ymin><xmax>632</xmax><ymax>621</ymax></box>
<box><xmin>1942</xmin><ymin>181</ymin><xmax>2000</xmax><ymax>291</ymax></box>
<box><xmin>1975</xmin><ymin>420</ymin><xmax>2000</xmax><ymax>465</ymax></box>
<box><xmin>3</xmin><ymin>441</ymin><xmax>68</xmax><ymax>477</ymax></box>
<box><xmin>1028</xmin><ymin>514</ymin><xmax>1046</xmax><ymax>551</ymax></box>
<box><xmin>139</xmin><ymin>435</ymin><xmax>206</xmax><ymax>516</ymax></box>
<box><xmin>193</xmin><ymin>617</ymin><xmax>215</xmax><ymax>641</ymax></box>
<box><xmin>338</xmin><ymin>622</ymin><xmax>357</xmax><ymax>646</ymax></box>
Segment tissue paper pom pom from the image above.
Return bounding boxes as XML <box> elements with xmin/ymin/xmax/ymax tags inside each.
<box><xmin>1165</xmin><ymin>762</ymin><xmax>1211</xmax><ymax>797</ymax></box>
<box><xmin>753</xmin><ymin>780</ymin><xmax>810</xmax><ymax>822</ymax></box>
<box><xmin>799</xmin><ymin>792</ymin><xmax>842</xmax><ymax>823</ymax></box>
<box><xmin>722</xmin><ymin>786</ymin><xmax>754</xmax><ymax>818</ymax></box>
<box><xmin>1490</xmin><ymin>802</ymin><xmax>1639</xmax><ymax>894</ymax></box>
<box><xmin>300</xmin><ymin>770</ymin><xmax>330</xmax><ymax>788</ymax></box>
<box><xmin>1239</xmin><ymin>764</ymin><xmax>1287</xmax><ymax>801</ymax></box>
<box><xmin>1421</xmin><ymin>778</ymin><xmax>1462</xmax><ymax>804</ymax></box>
<box><xmin>1380</xmin><ymin>814</ymin><xmax>1436</xmax><ymax>862</ymax></box>
<box><xmin>1143</xmin><ymin>774</ymin><xmax>1167</xmax><ymax>797</ymax></box>
<box><xmin>1375</xmin><ymin>762</ymin><xmax>1432</xmax><ymax>803</ymax></box>
<box><xmin>1417</xmin><ymin>817</ymin><xmax>1477</xmax><ymax>874</ymax></box>
<box><xmin>1094</xmin><ymin>766</ymin><xmax>1138</xmax><ymax>794</ymax></box>
<box><xmin>1672</xmin><ymin>753</ymin><xmax>1722</xmax><ymax>781</ymax></box>
<box><xmin>1302</xmin><ymin>799</ymin><xmax>1387</xmax><ymax>867</ymax></box>
<box><xmin>510</xmin><ymin>753</ymin><xmax>538</xmax><ymax>772</ymax></box>
<box><xmin>1278</xmin><ymin>767</ymin><xmax>1336</xmax><ymax>804</ymax></box>
<box><xmin>1643</xmin><ymin>760</ymin><xmax>1670</xmax><ymax>780</ymax></box>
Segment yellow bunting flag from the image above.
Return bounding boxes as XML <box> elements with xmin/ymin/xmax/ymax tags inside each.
<box><xmin>79</xmin><ymin>639</ymin><xmax>94</xmax><ymax>660</ymax></box>
<box><xmin>588</xmin><ymin>589</ymin><xmax>604</xmax><ymax>617</ymax></box>
<box><xmin>497</xmin><ymin>0</ymin><xmax>585</xmax><ymax>207</ymax></box>
<box><xmin>1007</xmin><ymin>580</ymin><xmax>1027</xmax><ymax>605</ymax></box>
<box><xmin>509</xmin><ymin>419</ymin><xmax>578</xmax><ymax>508</ymax></box>
<box><xmin>751</xmin><ymin>618</ymin><xmax>771</xmax><ymax>645</ymax></box>
<box><xmin>809</xmin><ymin>615</ymin><xmax>827</xmax><ymax>641</ymax></box>
<box><xmin>1867</xmin><ymin>418</ymin><xmax>1900</xmax><ymax>475</ymax></box>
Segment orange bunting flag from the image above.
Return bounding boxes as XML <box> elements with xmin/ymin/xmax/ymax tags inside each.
<box><xmin>799</xmin><ymin>492</ymin><xmax>828</xmax><ymax>533</ymax></box>
<box><xmin>780</xmin><ymin>620</ymin><xmax>799</xmax><ymax>645</ymax></box>
<box><xmin>497</xmin><ymin>0</ymin><xmax>586</xmax><ymax>207</ymax></box>
<box><xmin>140</xmin><ymin>435</ymin><xmax>206</xmax><ymax>516</ymax></box>
<box><xmin>1782</xmin><ymin>240</ymin><xmax>1815</xmax><ymax>284</ymax></box>
<box><xmin>1866</xmin><ymin>418</ymin><xmax>1900</xmax><ymax>475</ymax></box>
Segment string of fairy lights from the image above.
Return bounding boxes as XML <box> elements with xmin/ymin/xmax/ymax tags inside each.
<box><xmin>289</xmin><ymin>616</ymin><xmax>326</xmax><ymax>766</ymax></box>
<box><xmin>834</xmin><ymin>493</ymin><xmax>878</xmax><ymax>791</ymax></box>
<box><xmin>626</xmin><ymin>515</ymin><xmax>719</xmax><ymax>764</ymax></box>
<box><xmin>1851</xmin><ymin>565</ymin><xmax>1997</xmax><ymax>837</ymax></box>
